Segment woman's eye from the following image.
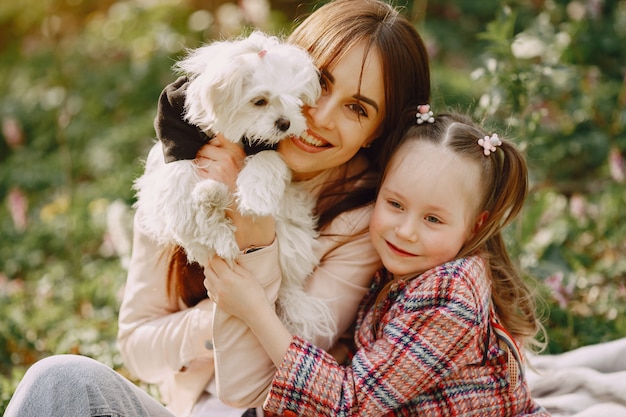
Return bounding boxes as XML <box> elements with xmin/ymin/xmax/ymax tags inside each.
<box><xmin>319</xmin><ymin>76</ymin><xmax>329</xmax><ymax>93</ymax></box>
<box><xmin>347</xmin><ymin>103</ymin><xmax>368</xmax><ymax>118</ymax></box>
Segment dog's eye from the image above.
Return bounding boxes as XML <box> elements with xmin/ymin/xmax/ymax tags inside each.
<box><xmin>252</xmin><ymin>98</ymin><xmax>268</xmax><ymax>107</ymax></box>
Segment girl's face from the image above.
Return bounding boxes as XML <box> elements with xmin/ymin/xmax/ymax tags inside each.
<box><xmin>369</xmin><ymin>141</ymin><xmax>484</xmax><ymax>277</ymax></box>
<box><xmin>277</xmin><ymin>41</ymin><xmax>386</xmax><ymax>181</ymax></box>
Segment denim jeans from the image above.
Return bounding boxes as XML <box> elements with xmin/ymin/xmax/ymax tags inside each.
<box><xmin>5</xmin><ymin>355</ymin><xmax>174</xmax><ymax>417</ymax></box>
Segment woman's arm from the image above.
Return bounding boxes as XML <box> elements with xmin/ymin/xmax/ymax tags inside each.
<box><xmin>209</xmin><ymin>242</ymin><xmax>284</xmax><ymax>407</ymax></box>
<box><xmin>117</xmin><ymin>212</ymin><xmax>215</xmax><ymax>383</ymax></box>
<box><xmin>118</xmin><ymin>127</ymin><xmax>277</xmax><ymax>413</ymax></box>
<box><xmin>210</xmin><ymin>205</ymin><xmax>381</xmax><ymax>407</ymax></box>
<box><xmin>117</xmin><ymin>130</ymin><xmax>253</xmax><ymax>382</ymax></box>
<box><xmin>205</xmin><ymin>257</ymin><xmax>293</xmax><ymax>367</ymax></box>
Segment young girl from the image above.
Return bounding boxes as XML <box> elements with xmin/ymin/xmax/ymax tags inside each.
<box><xmin>5</xmin><ymin>1</ymin><xmax>430</xmax><ymax>416</ymax></box>
<box><xmin>204</xmin><ymin>111</ymin><xmax>549</xmax><ymax>416</ymax></box>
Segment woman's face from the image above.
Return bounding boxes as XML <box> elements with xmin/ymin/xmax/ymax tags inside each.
<box><xmin>277</xmin><ymin>41</ymin><xmax>386</xmax><ymax>181</ymax></box>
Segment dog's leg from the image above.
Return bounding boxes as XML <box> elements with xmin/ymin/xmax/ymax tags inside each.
<box><xmin>236</xmin><ymin>151</ymin><xmax>290</xmax><ymax>217</ymax></box>
<box><xmin>191</xmin><ymin>179</ymin><xmax>240</xmax><ymax>262</ymax></box>
<box><xmin>134</xmin><ymin>145</ymin><xmax>199</xmax><ymax>247</ymax></box>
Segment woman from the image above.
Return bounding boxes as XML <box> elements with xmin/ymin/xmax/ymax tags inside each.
<box><xmin>5</xmin><ymin>1</ymin><xmax>430</xmax><ymax>416</ymax></box>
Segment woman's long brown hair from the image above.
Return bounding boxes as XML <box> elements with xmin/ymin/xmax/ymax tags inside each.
<box><xmin>168</xmin><ymin>246</ymin><xmax>207</xmax><ymax>307</ymax></box>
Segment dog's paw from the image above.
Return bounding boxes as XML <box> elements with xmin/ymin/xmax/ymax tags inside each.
<box><xmin>236</xmin><ymin>151</ymin><xmax>289</xmax><ymax>216</ymax></box>
<box><xmin>212</xmin><ymin>224</ymin><xmax>241</xmax><ymax>261</ymax></box>
<box><xmin>192</xmin><ymin>179</ymin><xmax>230</xmax><ymax>214</ymax></box>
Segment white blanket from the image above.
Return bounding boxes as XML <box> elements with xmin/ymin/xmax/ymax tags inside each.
<box><xmin>526</xmin><ymin>338</ymin><xmax>626</xmax><ymax>416</ymax></box>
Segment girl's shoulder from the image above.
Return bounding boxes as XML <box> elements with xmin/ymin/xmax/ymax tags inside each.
<box><xmin>408</xmin><ymin>256</ymin><xmax>486</xmax><ymax>282</ymax></box>
<box><xmin>404</xmin><ymin>256</ymin><xmax>489</xmax><ymax>301</ymax></box>
<box><xmin>432</xmin><ymin>256</ymin><xmax>486</xmax><ymax>278</ymax></box>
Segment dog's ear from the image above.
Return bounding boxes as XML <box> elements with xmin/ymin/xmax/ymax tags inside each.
<box><xmin>268</xmin><ymin>42</ymin><xmax>320</xmax><ymax>108</ymax></box>
<box><xmin>208</xmin><ymin>54</ymin><xmax>254</xmax><ymax>112</ymax></box>
<box><xmin>299</xmin><ymin>68</ymin><xmax>322</xmax><ymax>107</ymax></box>
<box><xmin>174</xmin><ymin>41</ymin><xmax>239</xmax><ymax>81</ymax></box>
<box><xmin>292</xmin><ymin>51</ymin><xmax>322</xmax><ymax>107</ymax></box>
<box><xmin>212</xmin><ymin>31</ymin><xmax>277</xmax><ymax>110</ymax></box>
<box><xmin>173</xmin><ymin>41</ymin><xmax>245</xmax><ymax>129</ymax></box>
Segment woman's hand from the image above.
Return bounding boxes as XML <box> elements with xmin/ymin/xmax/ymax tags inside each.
<box><xmin>194</xmin><ymin>134</ymin><xmax>245</xmax><ymax>193</ymax></box>
<box><xmin>195</xmin><ymin>135</ymin><xmax>276</xmax><ymax>250</ymax></box>
<box><xmin>204</xmin><ymin>257</ymin><xmax>269</xmax><ymax>322</ymax></box>
<box><xmin>204</xmin><ymin>256</ymin><xmax>294</xmax><ymax>367</ymax></box>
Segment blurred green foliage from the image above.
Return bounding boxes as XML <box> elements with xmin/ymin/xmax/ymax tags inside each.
<box><xmin>468</xmin><ymin>0</ymin><xmax>626</xmax><ymax>353</ymax></box>
<box><xmin>0</xmin><ymin>0</ymin><xmax>624</xmax><ymax>412</ymax></box>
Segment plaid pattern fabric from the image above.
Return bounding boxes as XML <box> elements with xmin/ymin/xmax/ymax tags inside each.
<box><xmin>265</xmin><ymin>256</ymin><xmax>549</xmax><ymax>416</ymax></box>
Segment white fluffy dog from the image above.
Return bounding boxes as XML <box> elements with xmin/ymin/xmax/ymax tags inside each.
<box><xmin>134</xmin><ymin>31</ymin><xmax>335</xmax><ymax>342</ymax></box>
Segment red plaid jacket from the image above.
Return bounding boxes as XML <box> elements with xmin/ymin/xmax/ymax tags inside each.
<box><xmin>264</xmin><ymin>256</ymin><xmax>549</xmax><ymax>416</ymax></box>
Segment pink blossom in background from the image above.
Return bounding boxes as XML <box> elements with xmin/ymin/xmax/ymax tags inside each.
<box><xmin>0</xmin><ymin>274</ymin><xmax>24</xmax><ymax>296</ymax></box>
<box><xmin>609</xmin><ymin>147</ymin><xmax>624</xmax><ymax>183</ymax></box>
<box><xmin>545</xmin><ymin>271</ymin><xmax>574</xmax><ymax>309</ymax></box>
<box><xmin>569</xmin><ymin>193</ymin><xmax>586</xmax><ymax>220</ymax></box>
<box><xmin>7</xmin><ymin>187</ymin><xmax>28</xmax><ymax>231</ymax></box>
<box><xmin>2</xmin><ymin>117</ymin><xmax>25</xmax><ymax>149</ymax></box>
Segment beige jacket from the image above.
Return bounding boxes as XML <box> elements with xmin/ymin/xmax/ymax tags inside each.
<box><xmin>117</xmin><ymin>161</ymin><xmax>381</xmax><ymax>417</ymax></box>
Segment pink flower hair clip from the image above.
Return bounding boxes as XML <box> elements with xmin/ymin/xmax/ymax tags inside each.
<box><xmin>478</xmin><ymin>134</ymin><xmax>502</xmax><ymax>156</ymax></box>
<box><xmin>416</xmin><ymin>104</ymin><xmax>434</xmax><ymax>124</ymax></box>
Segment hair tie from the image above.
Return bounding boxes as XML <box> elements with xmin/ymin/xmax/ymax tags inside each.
<box><xmin>416</xmin><ymin>104</ymin><xmax>434</xmax><ymax>124</ymax></box>
<box><xmin>478</xmin><ymin>134</ymin><xmax>502</xmax><ymax>156</ymax></box>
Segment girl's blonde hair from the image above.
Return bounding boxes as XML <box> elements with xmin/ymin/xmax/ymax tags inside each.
<box><xmin>379</xmin><ymin>112</ymin><xmax>544</xmax><ymax>350</ymax></box>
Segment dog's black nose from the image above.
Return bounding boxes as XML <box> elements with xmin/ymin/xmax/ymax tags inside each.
<box><xmin>276</xmin><ymin>117</ymin><xmax>290</xmax><ymax>132</ymax></box>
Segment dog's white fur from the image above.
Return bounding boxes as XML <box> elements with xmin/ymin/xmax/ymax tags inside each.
<box><xmin>134</xmin><ymin>31</ymin><xmax>337</xmax><ymax>342</ymax></box>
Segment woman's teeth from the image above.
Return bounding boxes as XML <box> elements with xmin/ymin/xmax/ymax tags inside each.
<box><xmin>301</xmin><ymin>131</ymin><xmax>327</xmax><ymax>147</ymax></box>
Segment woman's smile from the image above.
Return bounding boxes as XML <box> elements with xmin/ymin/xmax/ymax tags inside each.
<box><xmin>290</xmin><ymin>130</ymin><xmax>331</xmax><ymax>152</ymax></box>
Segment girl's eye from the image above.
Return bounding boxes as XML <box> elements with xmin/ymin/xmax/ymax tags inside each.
<box><xmin>387</xmin><ymin>200</ymin><xmax>402</xmax><ymax>210</ymax></box>
<box><xmin>347</xmin><ymin>103</ymin><xmax>368</xmax><ymax>118</ymax></box>
<box><xmin>425</xmin><ymin>215</ymin><xmax>441</xmax><ymax>224</ymax></box>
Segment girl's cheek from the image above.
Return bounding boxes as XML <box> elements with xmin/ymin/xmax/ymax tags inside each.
<box><xmin>369</xmin><ymin>206</ymin><xmax>384</xmax><ymax>236</ymax></box>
